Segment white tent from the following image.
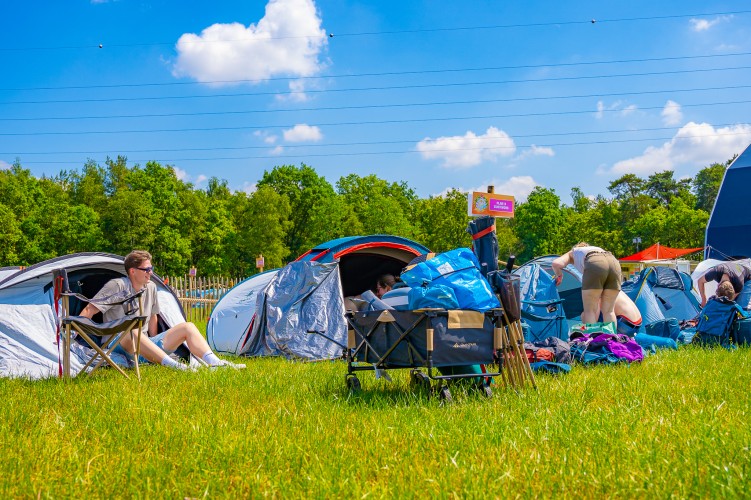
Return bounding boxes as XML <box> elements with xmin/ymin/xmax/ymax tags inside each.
<box><xmin>0</xmin><ymin>253</ymin><xmax>185</xmax><ymax>379</ymax></box>
<box><xmin>691</xmin><ymin>258</ymin><xmax>751</xmax><ymax>306</ymax></box>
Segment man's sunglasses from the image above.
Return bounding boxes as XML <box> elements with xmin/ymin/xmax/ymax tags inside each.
<box><xmin>135</xmin><ymin>266</ymin><xmax>154</xmax><ymax>273</ymax></box>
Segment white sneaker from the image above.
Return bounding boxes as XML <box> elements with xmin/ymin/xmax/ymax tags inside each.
<box><xmin>210</xmin><ymin>360</ymin><xmax>246</xmax><ymax>370</ymax></box>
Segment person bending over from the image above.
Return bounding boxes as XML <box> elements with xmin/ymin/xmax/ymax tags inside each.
<box><xmin>715</xmin><ymin>280</ymin><xmax>737</xmax><ymax>301</ymax></box>
<box><xmin>79</xmin><ymin>250</ymin><xmax>244</xmax><ymax>370</ymax></box>
<box><xmin>697</xmin><ymin>262</ymin><xmax>751</xmax><ymax>307</ymax></box>
<box><xmin>552</xmin><ymin>243</ymin><xmax>622</xmax><ymax>325</ymax></box>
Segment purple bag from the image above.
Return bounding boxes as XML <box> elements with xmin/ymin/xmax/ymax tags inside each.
<box><xmin>592</xmin><ymin>333</ymin><xmax>643</xmax><ymax>362</ymax></box>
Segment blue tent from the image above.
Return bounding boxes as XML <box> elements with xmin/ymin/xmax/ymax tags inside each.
<box><xmin>515</xmin><ymin>263</ymin><xmax>568</xmax><ymax>341</ymax></box>
<box><xmin>514</xmin><ymin>255</ymin><xmax>584</xmax><ymax>320</ymax></box>
<box><xmin>621</xmin><ymin>267</ymin><xmax>701</xmax><ymax>330</ymax></box>
<box><xmin>706</xmin><ymin>143</ymin><xmax>751</xmax><ymax>259</ymax></box>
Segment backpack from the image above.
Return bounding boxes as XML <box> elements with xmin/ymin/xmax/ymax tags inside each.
<box><xmin>695</xmin><ymin>297</ymin><xmax>742</xmax><ymax>346</ymax></box>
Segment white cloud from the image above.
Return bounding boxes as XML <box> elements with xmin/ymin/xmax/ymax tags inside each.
<box><xmin>416</xmin><ymin>126</ymin><xmax>516</xmax><ymax>168</ymax></box>
<box><xmin>240</xmin><ymin>182</ymin><xmax>257</xmax><ymax>194</ymax></box>
<box><xmin>173</xmin><ymin>166</ymin><xmax>188</xmax><ymax>180</ymax></box>
<box><xmin>277</xmin><ymin>79</ymin><xmax>312</xmax><ymax>102</ymax></box>
<box><xmin>254</xmin><ymin>130</ymin><xmax>278</xmax><ymax>144</ymax></box>
<box><xmin>438</xmin><ymin>176</ymin><xmax>538</xmax><ymax>202</ymax></box>
<box><xmin>172</xmin><ymin>0</ymin><xmax>327</xmax><ymax>85</ymax></box>
<box><xmin>283</xmin><ymin>123</ymin><xmax>323</xmax><ymax>142</ymax></box>
<box><xmin>689</xmin><ymin>16</ymin><xmax>731</xmax><ymax>32</ymax></box>
<box><xmin>172</xmin><ymin>166</ymin><xmax>209</xmax><ymax>185</ymax></box>
<box><xmin>270</xmin><ymin>145</ymin><xmax>284</xmax><ymax>155</ymax></box>
<box><xmin>515</xmin><ymin>144</ymin><xmax>555</xmax><ymax>161</ymax></box>
<box><xmin>595</xmin><ymin>100</ymin><xmax>638</xmax><ymax>119</ymax></box>
<box><xmin>0</xmin><ymin>160</ymin><xmax>10</xmax><ymax>170</ymax></box>
<box><xmin>661</xmin><ymin>100</ymin><xmax>683</xmax><ymax>126</ymax></box>
<box><xmin>610</xmin><ymin>122</ymin><xmax>751</xmax><ymax>175</ymax></box>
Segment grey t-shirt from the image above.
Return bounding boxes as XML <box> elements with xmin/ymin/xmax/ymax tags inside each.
<box><xmin>92</xmin><ymin>277</ymin><xmax>160</xmax><ymax>324</ymax></box>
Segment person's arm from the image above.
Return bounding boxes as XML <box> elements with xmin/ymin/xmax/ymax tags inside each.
<box><xmin>78</xmin><ymin>303</ymin><xmax>101</xmax><ymax>319</ymax></box>
<box><xmin>148</xmin><ymin>314</ymin><xmax>159</xmax><ymax>336</ymax></box>
<box><xmin>551</xmin><ymin>251</ymin><xmax>572</xmax><ymax>286</ymax></box>
<box><xmin>697</xmin><ymin>275</ymin><xmax>708</xmax><ymax>307</ymax></box>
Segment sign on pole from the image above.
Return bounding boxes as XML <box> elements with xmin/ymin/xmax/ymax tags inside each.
<box><xmin>467</xmin><ymin>191</ymin><xmax>515</xmax><ymax>218</ymax></box>
<box><xmin>256</xmin><ymin>255</ymin><xmax>265</xmax><ymax>272</ymax></box>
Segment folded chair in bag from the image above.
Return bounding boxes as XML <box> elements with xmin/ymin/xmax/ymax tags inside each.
<box><xmin>54</xmin><ymin>269</ymin><xmax>147</xmax><ymax>379</ymax></box>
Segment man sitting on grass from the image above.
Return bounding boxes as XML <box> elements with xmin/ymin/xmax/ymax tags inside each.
<box><xmin>79</xmin><ymin>250</ymin><xmax>245</xmax><ymax>371</ymax></box>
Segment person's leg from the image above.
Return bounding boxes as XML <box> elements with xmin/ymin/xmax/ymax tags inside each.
<box><xmin>581</xmin><ymin>289</ymin><xmax>603</xmax><ymax>323</ymax></box>
<box><xmin>160</xmin><ymin>322</ymin><xmax>212</xmax><ymax>358</ymax></box>
<box><xmin>160</xmin><ymin>322</ymin><xmax>245</xmax><ymax>368</ymax></box>
<box><xmin>599</xmin><ymin>289</ymin><xmax>620</xmax><ymax>324</ymax></box>
<box><xmin>118</xmin><ymin>329</ymin><xmax>188</xmax><ymax>370</ymax></box>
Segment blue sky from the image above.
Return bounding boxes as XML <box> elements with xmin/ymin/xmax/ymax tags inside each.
<box><xmin>2</xmin><ymin>1</ymin><xmax>751</xmax><ymax>203</ymax></box>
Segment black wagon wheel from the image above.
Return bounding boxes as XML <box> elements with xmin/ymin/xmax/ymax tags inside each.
<box><xmin>345</xmin><ymin>374</ymin><xmax>361</xmax><ymax>392</ymax></box>
<box><xmin>437</xmin><ymin>385</ymin><xmax>453</xmax><ymax>404</ymax></box>
<box><xmin>410</xmin><ymin>369</ymin><xmax>432</xmax><ymax>392</ymax></box>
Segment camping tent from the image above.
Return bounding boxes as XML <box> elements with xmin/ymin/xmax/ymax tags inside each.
<box><xmin>515</xmin><ymin>263</ymin><xmax>569</xmax><ymax>341</ymax></box>
<box><xmin>706</xmin><ymin>143</ymin><xmax>751</xmax><ymax>259</ymax></box>
<box><xmin>514</xmin><ymin>255</ymin><xmax>584</xmax><ymax>320</ymax></box>
<box><xmin>515</xmin><ymin>257</ymin><xmax>699</xmax><ymax>334</ymax></box>
<box><xmin>621</xmin><ymin>267</ymin><xmax>701</xmax><ymax>328</ymax></box>
<box><xmin>0</xmin><ymin>253</ymin><xmax>184</xmax><ymax>379</ymax></box>
<box><xmin>207</xmin><ymin>235</ymin><xmax>429</xmax><ymax>358</ymax></box>
<box><xmin>620</xmin><ymin>243</ymin><xmax>702</xmax><ymax>262</ymax></box>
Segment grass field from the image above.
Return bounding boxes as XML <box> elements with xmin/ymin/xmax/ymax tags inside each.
<box><xmin>0</xmin><ymin>345</ymin><xmax>748</xmax><ymax>498</ymax></box>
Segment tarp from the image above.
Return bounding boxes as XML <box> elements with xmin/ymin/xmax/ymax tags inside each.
<box><xmin>243</xmin><ymin>261</ymin><xmax>347</xmax><ymax>360</ymax></box>
<box><xmin>208</xmin><ymin>235</ymin><xmax>430</xmax><ymax>357</ymax></box>
<box><xmin>0</xmin><ymin>253</ymin><xmax>185</xmax><ymax>379</ymax></box>
<box><xmin>706</xmin><ymin>143</ymin><xmax>751</xmax><ymax>259</ymax></box>
<box><xmin>620</xmin><ymin>243</ymin><xmax>702</xmax><ymax>262</ymax></box>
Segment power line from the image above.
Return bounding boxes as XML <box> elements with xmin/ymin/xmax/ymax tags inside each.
<box><xmin>2</xmin><ymin>123</ymin><xmax>744</xmax><ymax>156</ymax></box>
<box><xmin>2</xmin><ymin>83</ymin><xmax>749</xmax><ymax>122</ymax></box>
<box><xmin>3</xmin><ymin>65</ymin><xmax>750</xmax><ymax>105</ymax></box>
<box><xmin>1</xmin><ymin>99</ymin><xmax>748</xmax><ymax>136</ymax></box>
<box><xmin>13</xmin><ymin>130</ymin><xmax>751</xmax><ymax>165</ymax></box>
<box><xmin>4</xmin><ymin>51</ymin><xmax>751</xmax><ymax>92</ymax></box>
<box><xmin>3</xmin><ymin>9</ymin><xmax>750</xmax><ymax>51</ymax></box>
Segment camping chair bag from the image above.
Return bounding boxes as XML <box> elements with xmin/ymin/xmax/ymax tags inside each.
<box><xmin>349</xmin><ymin>310</ymin><xmax>496</xmax><ymax>368</ymax></box>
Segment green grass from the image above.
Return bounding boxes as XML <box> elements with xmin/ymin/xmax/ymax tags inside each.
<box><xmin>0</xmin><ymin>346</ymin><xmax>749</xmax><ymax>498</ymax></box>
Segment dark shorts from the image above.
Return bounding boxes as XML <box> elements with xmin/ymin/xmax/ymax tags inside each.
<box><xmin>581</xmin><ymin>252</ymin><xmax>622</xmax><ymax>291</ymax></box>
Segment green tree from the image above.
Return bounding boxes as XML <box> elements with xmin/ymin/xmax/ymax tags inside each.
<box><xmin>645</xmin><ymin>170</ymin><xmax>693</xmax><ymax>207</ymax></box>
<box><xmin>336</xmin><ymin>174</ymin><xmax>417</xmax><ymax>238</ymax></box>
<box><xmin>414</xmin><ymin>189</ymin><xmax>472</xmax><ymax>252</ymax></box>
<box><xmin>693</xmin><ymin>161</ymin><xmax>729</xmax><ymax>213</ymax></box>
<box><xmin>512</xmin><ymin>187</ymin><xmax>564</xmax><ymax>261</ymax></box>
<box><xmin>257</xmin><ymin>164</ymin><xmax>337</xmax><ymax>258</ymax></box>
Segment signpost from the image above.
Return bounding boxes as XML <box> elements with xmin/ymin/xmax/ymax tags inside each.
<box><xmin>256</xmin><ymin>254</ymin><xmax>265</xmax><ymax>273</ymax></box>
<box><xmin>467</xmin><ymin>189</ymin><xmax>515</xmax><ymax>218</ymax></box>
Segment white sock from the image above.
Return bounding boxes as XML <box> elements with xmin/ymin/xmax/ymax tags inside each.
<box><xmin>202</xmin><ymin>352</ymin><xmax>224</xmax><ymax>366</ymax></box>
<box><xmin>161</xmin><ymin>356</ymin><xmax>187</xmax><ymax>370</ymax></box>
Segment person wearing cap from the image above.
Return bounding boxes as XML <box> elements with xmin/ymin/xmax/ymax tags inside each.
<box><xmin>552</xmin><ymin>242</ymin><xmax>622</xmax><ymax>325</ymax></box>
<box><xmin>79</xmin><ymin>249</ymin><xmax>244</xmax><ymax>370</ymax></box>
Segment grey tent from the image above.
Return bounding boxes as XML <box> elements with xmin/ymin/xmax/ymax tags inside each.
<box><xmin>706</xmin><ymin>143</ymin><xmax>751</xmax><ymax>259</ymax></box>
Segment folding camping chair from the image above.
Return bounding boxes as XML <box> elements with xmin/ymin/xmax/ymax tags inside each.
<box><xmin>53</xmin><ymin>268</ymin><xmax>147</xmax><ymax>380</ymax></box>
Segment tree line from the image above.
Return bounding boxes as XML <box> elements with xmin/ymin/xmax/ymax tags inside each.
<box><xmin>0</xmin><ymin>156</ymin><xmax>730</xmax><ymax>276</ymax></box>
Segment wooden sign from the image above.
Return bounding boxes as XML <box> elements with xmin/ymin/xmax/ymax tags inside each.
<box><xmin>467</xmin><ymin>192</ymin><xmax>515</xmax><ymax>218</ymax></box>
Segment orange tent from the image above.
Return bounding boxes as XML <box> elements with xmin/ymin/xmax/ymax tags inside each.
<box><xmin>619</xmin><ymin>243</ymin><xmax>703</xmax><ymax>261</ymax></box>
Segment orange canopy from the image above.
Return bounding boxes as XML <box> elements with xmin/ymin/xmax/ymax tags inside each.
<box><xmin>619</xmin><ymin>243</ymin><xmax>703</xmax><ymax>261</ymax></box>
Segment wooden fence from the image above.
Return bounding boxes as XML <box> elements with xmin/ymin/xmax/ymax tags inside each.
<box><xmin>165</xmin><ymin>276</ymin><xmax>244</xmax><ymax>324</ymax></box>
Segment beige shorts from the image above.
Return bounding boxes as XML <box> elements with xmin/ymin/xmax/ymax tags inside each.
<box><xmin>581</xmin><ymin>252</ymin><xmax>622</xmax><ymax>290</ymax></box>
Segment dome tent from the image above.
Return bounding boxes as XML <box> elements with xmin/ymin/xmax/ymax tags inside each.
<box><xmin>0</xmin><ymin>253</ymin><xmax>184</xmax><ymax>379</ymax></box>
<box><xmin>207</xmin><ymin>235</ymin><xmax>429</xmax><ymax>358</ymax></box>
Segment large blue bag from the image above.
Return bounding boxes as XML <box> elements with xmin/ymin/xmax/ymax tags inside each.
<box><xmin>695</xmin><ymin>297</ymin><xmax>741</xmax><ymax>346</ymax></box>
<box><xmin>401</xmin><ymin>248</ymin><xmax>500</xmax><ymax>311</ymax></box>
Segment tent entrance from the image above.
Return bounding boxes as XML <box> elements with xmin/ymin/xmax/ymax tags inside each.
<box><xmin>338</xmin><ymin>252</ymin><xmax>411</xmax><ymax>297</ymax></box>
